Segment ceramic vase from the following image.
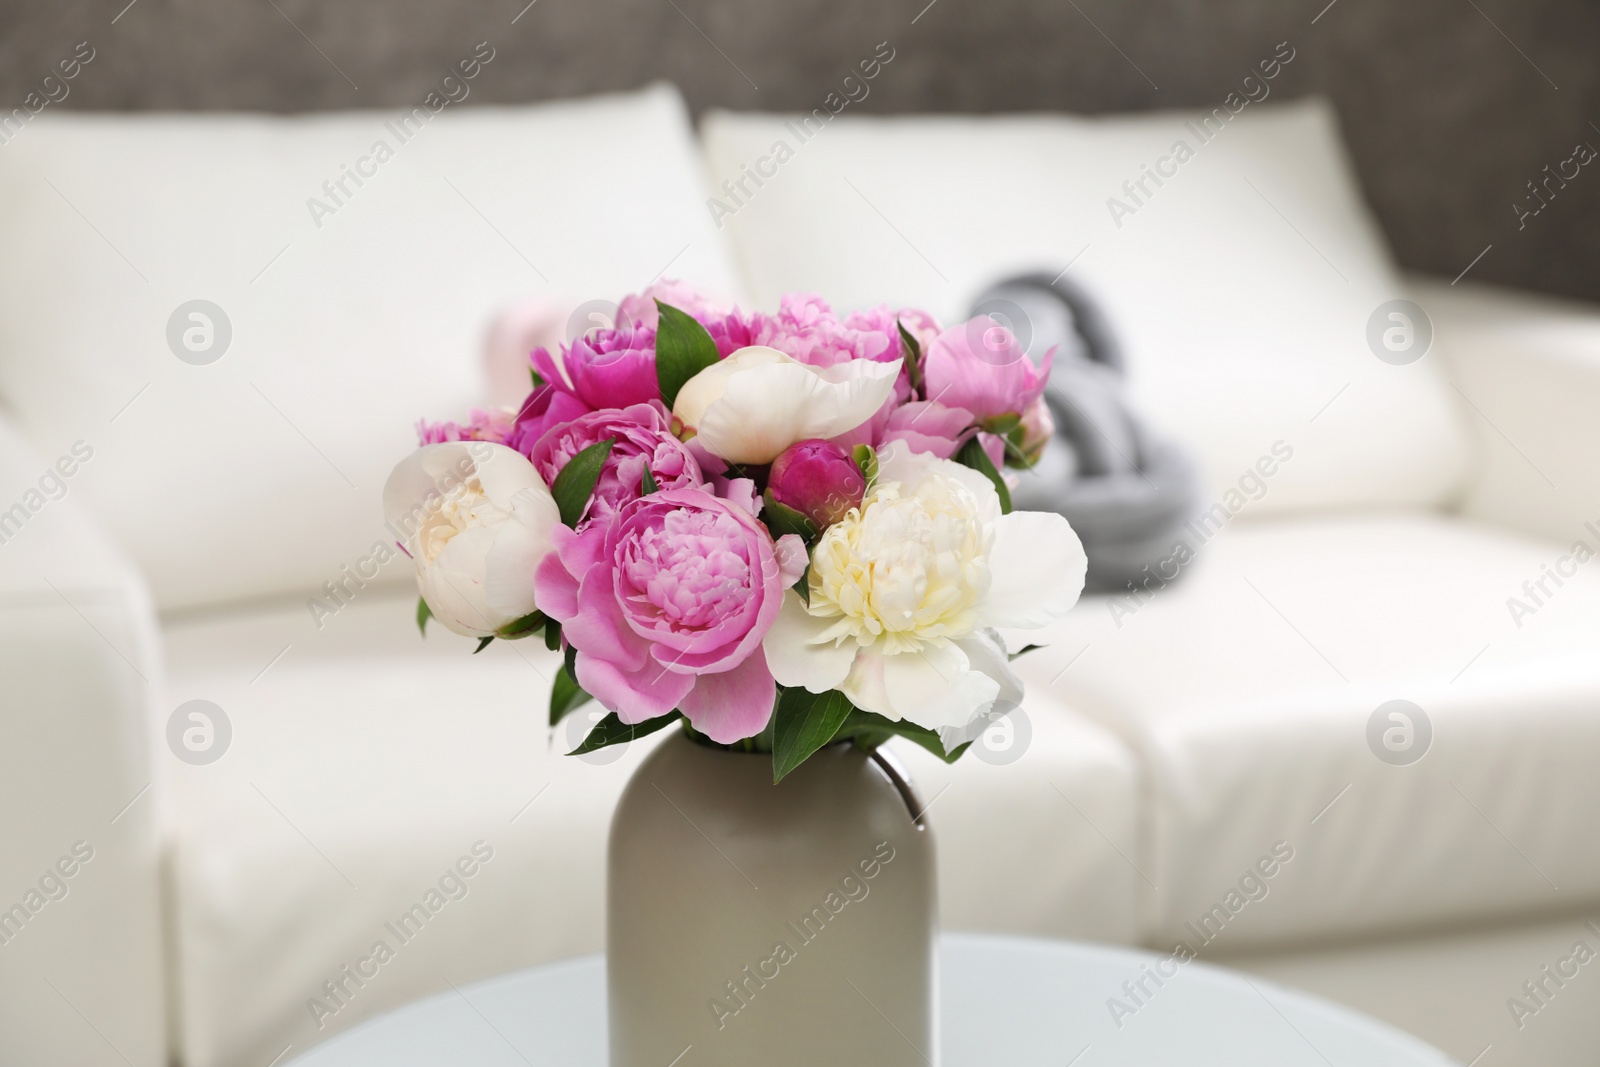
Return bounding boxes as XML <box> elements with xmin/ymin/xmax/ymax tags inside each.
<box><xmin>607</xmin><ymin>730</ymin><xmax>937</xmax><ymax>1066</ymax></box>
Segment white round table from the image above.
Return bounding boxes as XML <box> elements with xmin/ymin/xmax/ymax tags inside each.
<box><xmin>286</xmin><ymin>934</ymin><xmax>1458</xmax><ymax>1066</ymax></box>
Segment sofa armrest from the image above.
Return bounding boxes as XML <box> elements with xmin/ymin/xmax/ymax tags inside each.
<box><xmin>0</xmin><ymin>411</ymin><xmax>168</xmax><ymax>1066</ymax></box>
<box><xmin>1411</xmin><ymin>275</ymin><xmax>1600</xmax><ymax>545</ymax></box>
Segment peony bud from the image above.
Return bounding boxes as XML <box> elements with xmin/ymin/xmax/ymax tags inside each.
<box><xmin>767</xmin><ymin>439</ymin><xmax>866</xmax><ymax>530</ymax></box>
<box><xmin>1012</xmin><ymin>396</ymin><xmax>1055</xmax><ymax>468</ymax></box>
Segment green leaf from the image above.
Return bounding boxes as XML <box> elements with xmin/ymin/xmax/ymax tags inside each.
<box><xmin>1003</xmin><ymin>422</ymin><xmax>1038</xmax><ymax>470</ymax></box>
<box><xmin>530</xmin><ymin>367</ymin><xmax>545</xmax><ymax>389</ymax></box>
<box><xmin>835</xmin><ymin>710</ymin><xmax>964</xmax><ymax>763</ymax></box>
<box><xmin>1008</xmin><ymin>643</ymin><xmax>1043</xmax><ymax>661</ymax></box>
<box><xmin>772</xmin><ymin>688</ymin><xmax>857</xmax><ymax>782</ymax></box>
<box><xmin>640</xmin><ymin>464</ymin><xmax>659</xmax><ymax>494</ymax></box>
<box><xmin>473</xmin><ymin>635</ymin><xmax>495</xmax><ymax>654</ymax></box>
<box><xmin>896</xmin><ymin>320</ymin><xmax>926</xmax><ymax>398</ymax></box>
<box><xmin>654</xmin><ymin>300</ymin><xmax>721</xmax><ymax>409</ymax></box>
<box><xmin>981</xmin><ymin>412</ymin><xmax>1022</xmax><ymax>436</ymax></box>
<box><xmin>496</xmin><ymin>610</ymin><xmax>546</xmax><ymax>639</ymax></box>
<box><xmin>549</xmin><ymin>663</ymin><xmax>592</xmax><ymax>727</ymax></box>
<box><xmin>955</xmin><ymin>435</ymin><xmax>1012</xmax><ymax>514</ymax></box>
<box><xmin>761</xmin><ymin>490</ymin><xmax>816</xmax><ymax>541</ymax></box>
<box><xmin>544</xmin><ymin>621</ymin><xmax>562</xmax><ymax>652</ymax></box>
<box><xmin>416</xmin><ymin>597</ymin><xmax>432</xmax><ymax>636</ymax></box>
<box><xmin>567</xmin><ymin>710</ymin><xmax>681</xmax><ymax>756</ymax></box>
<box><xmin>851</xmin><ymin>444</ymin><xmax>879</xmax><ymax>487</ymax></box>
<box><xmin>563</xmin><ymin>641</ymin><xmax>578</xmax><ymax>681</ymax></box>
<box><xmin>551</xmin><ymin>437</ymin><xmax>616</xmax><ymax>527</ymax></box>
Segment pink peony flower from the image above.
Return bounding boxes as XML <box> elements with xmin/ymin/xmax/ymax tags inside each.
<box><xmin>842</xmin><ymin>304</ymin><xmax>942</xmax><ymax>364</ymax></box>
<box><xmin>749</xmin><ymin>293</ymin><xmax>895</xmax><ymax>368</ymax></box>
<box><xmin>535</xmin><ymin>487</ymin><xmax>807</xmax><ymax>742</ymax></box>
<box><xmin>923</xmin><ymin>322</ymin><xmax>1052</xmax><ymax>422</ymax></box>
<box><xmin>525</xmin><ymin>402</ymin><xmax>703</xmax><ymax>526</ymax></box>
<box><xmin>702</xmin><ymin>311</ymin><xmax>758</xmax><ymax>358</ymax></box>
<box><xmin>768</xmin><ymin>440</ymin><xmax>866</xmax><ymax>529</ymax></box>
<box><xmin>416</xmin><ymin>407</ymin><xmax>515</xmax><ymax>446</ymax></box>
<box><xmin>879</xmin><ymin>400</ymin><xmax>976</xmax><ymax>460</ymax></box>
<box><xmin>504</xmin><ymin>382</ymin><xmax>593</xmax><ymax>458</ymax></box>
<box><xmin>558</xmin><ymin>327</ymin><xmax>660</xmax><ymax>409</ymax></box>
<box><xmin>617</xmin><ymin>279</ymin><xmax>727</xmax><ymax>330</ymax></box>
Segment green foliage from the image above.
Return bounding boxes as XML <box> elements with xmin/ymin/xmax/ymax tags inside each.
<box><xmin>549</xmin><ymin>662</ymin><xmax>592</xmax><ymax>727</ymax></box>
<box><xmin>896</xmin><ymin>320</ymin><xmax>926</xmax><ymax>398</ymax></box>
<box><xmin>761</xmin><ymin>491</ymin><xmax>817</xmax><ymax>541</ymax></box>
<box><xmin>835</xmin><ymin>709</ymin><xmax>968</xmax><ymax>763</ymax></box>
<box><xmin>851</xmin><ymin>443</ymin><xmax>879</xmax><ymax>487</ymax></box>
<box><xmin>653</xmin><ymin>300</ymin><xmax>721</xmax><ymax>409</ymax></box>
<box><xmin>955</xmin><ymin>435</ymin><xmax>1012</xmax><ymax>514</ymax></box>
<box><xmin>552</xmin><ymin>437</ymin><xmax>616</xmax><ymax>528</ymax></box>
<box><xmin>771</xmin><ymin>688</ymin><xmax>856</xmax><ymax>782</ymax></box>
<box><xmin>567</xmin><ymin>711</ymin><xmax>682</xmax><ymax>756</ymax></box>
<box><xmin>496</xmin><ymin>610</ymin><xmax>546</xmax><ymax>639</ymax></box>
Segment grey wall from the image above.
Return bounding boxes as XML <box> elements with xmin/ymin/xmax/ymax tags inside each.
<box><xmin>4</xmin><ymin>0</ymin><xmax>1597</xmax><ymax>301</ymax></box>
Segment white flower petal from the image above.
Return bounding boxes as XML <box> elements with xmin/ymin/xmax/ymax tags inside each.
<box><xmin>762</xmin><ymin>592</ymin><xmax>856</xmax><ymax>693</ymax></box>
<box><xmin>840</xmin><ymin>645</ymin><xmax>892</xmax><ymax>718</ymax></box>
<box><xmin>875</xmin><ymin>439</ymin><xmax>1001</xmax><ymax>527</ymax></box>
<box><xmin>672</xmin><ymin>346</ymin><xmax>790</xmax><ymax>428</ymax></box>
<box><xmin>862</xmin><ymin>641</ymin><xmax>1001</xmax><ymax>732</ymax></box>
<box><xmin>382</xmin><ymin>442</ymin><xmax>559</xmax><ymax>639</ymax></box>
<box><xmin>980</xmin><ymin>510</ymin><xmax>1087</xmax><ymax>630</ymax></box>
<box><xmin>935</xmin><ymin>631</ymin><xmax>1023</xmax><ymax>751</ymax></box>
<box><xmin>685</xmin><ymin>348</ymin><xmax>902</xmax><ymax>464</ymax></box>
<box><xmin>422</xmin><ymin>527</ymin><xmax>500</xmax><ymax>636</ymax></box>
<box><xmin>483</xmin><ymin>487</ymin><xmax>562</xmax><ymax>624</ymax></box>
<box><xmin>476</xmin><ymin>445</ymin><xmax>558</xmax><ymax>510</ymax></box>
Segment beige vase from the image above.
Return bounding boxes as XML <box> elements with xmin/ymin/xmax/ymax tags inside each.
<box><xmin>607</xmin><ymin>729</ymin><xmax>938</xmax><ymax>1067</ymax></box>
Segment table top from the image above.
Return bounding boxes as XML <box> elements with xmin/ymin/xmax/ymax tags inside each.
<box><xmin>287</xmin><ymin>933</ymin><xmax>1459</xmax><ymax>1066</ymax></box>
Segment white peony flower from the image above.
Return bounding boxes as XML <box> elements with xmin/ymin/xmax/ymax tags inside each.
<box><xmin>382</xmin><ymin>441</ymin><xmax>560</xmax><ymax>638</ymax></box>
<box><xmin>672</xmin><ymin>345</ymin><xmax>902</xmax><ymax>465</ymax></box>
<box><xmin>763</xmin><ymin>441</ymin><xmax>1087</xmax><ymax>744</ymax></box>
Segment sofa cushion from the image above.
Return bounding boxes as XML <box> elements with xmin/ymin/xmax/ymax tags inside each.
<box><xmin>1013</xmin><ymin>513</ymin><xmax>1600</xmax><ymax>950</ymax></box>
<box><xmin>0</xmin><ymin>416</ymin><xmax>167</xmax><ymax>1067</ymax></box>
<box><xmin>0</xmin><ymin>84</ymin><xmax>742</xmax><ymax>611</ymax></box>
<box><xmin>160</xmin><ymin>588</ymin><xmax>1141</xmax><ymax>1067</ymax></box>
<box><xmin>1411</xmin><ymin>274</ymin><xmax>1600</xmax><ymax>549</ymax></box>
<box><xmin>700</xmin><ymin>98</ymin><xmax>1474</xmax><ymax>517</ymax></box>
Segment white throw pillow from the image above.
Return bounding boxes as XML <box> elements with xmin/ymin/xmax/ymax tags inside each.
<box><xmin>700</xmin><ymin>97</ymin><xmax>1474</xmax><ymax>517</ymax></box>
<box><xmin>0</xmin><ymin>83</ymin><xmax>742</xmax><ymax>610</ymax></box>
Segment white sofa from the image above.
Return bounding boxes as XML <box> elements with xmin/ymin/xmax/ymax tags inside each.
<box><xmin>1</xmin><ymin>83</ymin><xmax>1596</xmax><ymax>1067</ymax></box>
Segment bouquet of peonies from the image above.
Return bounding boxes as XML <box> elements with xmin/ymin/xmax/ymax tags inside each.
<box><xmin>383</xmin><ymin>282</ymin><xmax>1087</xmax><ymax>780</ymax></box>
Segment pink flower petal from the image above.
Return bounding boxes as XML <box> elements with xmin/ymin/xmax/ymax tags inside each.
<box><xmin>774</xmin><ymin>533</ymin><xmax>808</xmax><ymax>588</ymax></box>
<box><xmin>678</xmin><ymin>650</ymin><xmax>777</xmax><ymax>743</ymax></box>
<box><xmin>574</xmin><ymin>651</ymin><xmax>695</xmax><ymax>724</ymax></box>
<box><xmin>568</xmin><ymin>567</ymin><xmax>652</xmax><ymax>672</ymax></box>
<box><xmin>532</xmin><ymin>550</ymin><xmax>580</xmax><ymax>623</ymax></box>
